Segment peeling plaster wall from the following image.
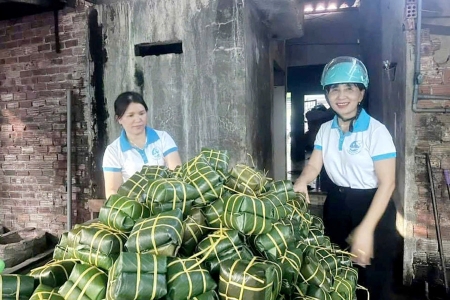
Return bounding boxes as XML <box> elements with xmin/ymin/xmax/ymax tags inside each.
<box><xmin>406</xmin><ymin>0</ymin><xmax>450</xmax><ymax>286</ymax></box>
<box><xmin>91</xmin><ymin>0</ymin><xmax>273</xmax><ymax>176</ymax></box>
<box><xmin>243</xmin><ymin>3</ymin><xmax>272</xmax><ymax>172</ymax></box>
<box><xmin>360</xmin><ymin>0</ymin><xmax>409</xmax><ymax>284</ymax></box>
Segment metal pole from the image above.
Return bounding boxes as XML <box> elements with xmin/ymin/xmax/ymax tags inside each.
<box><xmin>425</xmin><ymin>154</ymin><xmax>448</xmax><ymax>293</ymax></box>
<box><xmin>67</xmin><ymin>90</ymin><xmax>72</xmax><ymax>230</ymax></box>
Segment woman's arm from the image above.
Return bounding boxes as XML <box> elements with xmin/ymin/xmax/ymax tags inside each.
<box><xmin>104</xmin><ymin>171</ymin><xmax>123</xmax><ymax>199</ymax></box>
<box><xmin>293</xmin><ymin>149</ymin><xmax>324</xmax><ymax>202</ymax></box>
<box><xmin>164</xmin><ymin>151</ymin><xmax>182</xmax><ymax>170</ymax></box>
<box><xmin>360</xmin><ymin>157</ymin><xmax>396</xmax><ymax>230</ymax></box>
<box><xmin>350</xmin><ymin>157</ymin><xmax>396</xmax><ymax>265</ymax></box>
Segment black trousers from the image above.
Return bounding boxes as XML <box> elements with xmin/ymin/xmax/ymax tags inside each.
<box><xmin>322</xmin><ymin>184</ymin><xmax>397</xmax><ymax>300</ymax></box>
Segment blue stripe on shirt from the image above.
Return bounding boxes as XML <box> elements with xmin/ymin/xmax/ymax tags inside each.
<box><xmin>164</xmin><ymin>147</ymin><xmax>178</xmax><ymax>157</ymax></box>
<box><xmin>314</xmin><ymin>145</ymin><xmax>322</xmax><ymax>150</ymax></box>
<box><xmin>103</xmin><ymin>167</ymin><xmax>122</xmax><ymax>172</ymax></box>
<box><xmin>372</xmin><ymin>152</ymin><xmax>396</xmax><ymax>161</ymax></box>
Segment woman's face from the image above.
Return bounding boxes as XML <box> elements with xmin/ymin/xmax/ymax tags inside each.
<box><xmin>327</xmin><ymin>83</ymin><xmax>365</xmax><ymax>120</ymax></box>
<box><xmin>117</xmin><ymin>102</ymin><xmax>147</xmax><ymax>136</ymax></box>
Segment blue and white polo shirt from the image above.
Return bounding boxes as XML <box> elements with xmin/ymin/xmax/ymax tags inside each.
<box><xmin>102</xmin><ymin>126</ymin><xmax>178</xmax><ymax>181</ymax></box>
<box><xmin>314</xmin><ymin>109</ymin><xmax>396</xmax><ymax>189</ymax></box>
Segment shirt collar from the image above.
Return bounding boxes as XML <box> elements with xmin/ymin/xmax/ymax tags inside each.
<box><xmin>120</xmin><ymin>126</ymin><xmax>160</xmax><ymax>152</ymax></box>
<box><xmin>331</xmin><ymin>108</ymin><xmax>370</xmax><ymax>132</ymax></box>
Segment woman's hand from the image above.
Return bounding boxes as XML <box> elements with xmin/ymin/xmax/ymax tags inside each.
<box><xmin>349</xmin><ymin>225</ymin><xmax>374</xmax><ymax>267</ymax></box>
<box><xmin>293</xmin><ymin>180</ymin><xmax>310</xmax><ymax>203</ymax></box>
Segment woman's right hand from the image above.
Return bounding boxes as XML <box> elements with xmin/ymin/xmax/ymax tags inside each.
<box><xmin>293</xmin><ymin>179</ymin><xmax>310</xmax><ymax>203</ymax></box>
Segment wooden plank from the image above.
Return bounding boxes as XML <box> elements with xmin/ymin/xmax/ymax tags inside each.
<box><xmin>2</xmin><ymin>247</ymin><xmax>54</xmax><ymax>275</ymax></box>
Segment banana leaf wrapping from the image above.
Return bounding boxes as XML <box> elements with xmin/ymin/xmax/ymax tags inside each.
<box><xmin>218</xmin><ymin>258</ymin><xmax>282</xmax><ymax>300</ymax></box>
<box><xmin>285</xmin><ymin>200</ymin><xmax>309</xmax><ymax>225</ymax></box>
<box><xmin>140</xmin><ymin>165</ymin><xmax>172</xmax><ymax>179</ymax></box>
<box><xmin>201</xmin><ymin>147</ymin><xmax>230</xmax><ymax>179</ymax></box>
<box><xmin>180</xmin><ymin>207</ymin><xmax>210</xmax><ymax>257</ymax></box>
<box><xmin>30</xmin><ymin>284</ymin><xmax>64</xmax><ymax>300</ymax></box>
<box><xmin>58</xmin><ymin>264</ymin><xmax>107</xmax><ymax>300</ymax></box>
<box><xmin>53</xmin><ymin>232</ymin><xmax>76</xmax><ymax>261</ymax></box>
<box><xmin>310</xmin><ymin>215</ymin><xmax>325</xmax><ymax>232</ymax></box>
<box><xmin>225</xmin><ymin>164</ymin><xmax>267</xmax><ymax>196</ymax></box>
<box><xmin>303</xmin><ymin>227</ymin><xmax>331</xmax><ymax>248</ymax></box>
<box><xmin>279</xmin><ymin>218</ymin><xmax>308</xmax><ymax>241</ymax></box>
<box><xmin>166</xmin><ymin>257</ymin><xmax>217</xmax><ymax>300</ymax></box>
<box><xmin>107</xmin><ymin>252</ymin><xmax>167</xmax><ymax>300</ymax></box>
<box><xmin>292</xmin><ymin>282</ymin><xmax>309</xmax><ymax>299</ymax></box>
<box><xmin>145</xmin><ymin>178</ymin><xmax>199</xmax><ymax>215</ymax></box>
<box><xmin>222</xmin><ymin>194</ymin><xmax>274</xmax><ymax>235</ymax></box>
<box><xmin>117</xmin><ymin>171</ymin><xmax>149</xmax><ymax>202</ymax></box>
<box><xmin>259</xmin><ymin>192</ymin><xmax>292</xmax><ymax>220</ymax></box>
<box><xmin>0</xmin><ymin>275</ymin><xmax>35</xmax><ymax>300</ymax></box>
<box><xmin>272</xmin><ymin>245</ymin><xmax>303</xmax><ymax>295</ymax></box>
<box><xmin>172</xmin><ymin>165</ymin><xmax>184</xmax><ymax>179</ymax></box>
<box><xmin>28</xmin><ymin>260</ymin><xmax>77</xmax><ymax>288</ymax></box>
<box><xmin>202</xmin><ymin>197</ymin><xmax>225</xmax><ymax>228</ymax></box>
<box><xmin>98</xmin><ymin>194</ymin><xmax>151</xmax><ymax>232</ymax></box>
<box><xmin>264</xmin><ymin>180</ymin><xmax>297</xmax><ymax>200</ymax></box>
<box><xmin>335</xmin><ymin>252</ymin><xmax>353</xmax><ymax>268</ymax></box>
<box><xmin>299</xmin><ymin>254</ymin><xmax>332</xmax><ymax>293</ymax></box>
<box><xmin>125</xmin><ymin>209</ymin><xmax>184</xmax><ymax>256</ymax></box>
<box><xmin>195</xmin><ymin>229</ymin><xmax>253</xmax><ymax>277</ymax></box>
<box><xmin>252</xmin><ymin>222</ymin><xmax>296</xmax><ymax>260</ymax></box>
<box><xmin>315</xmin><ymin>248</ymin><xmax>339</xmax><ymax>277</ymax></box>
<box><xmin>182</xmin><ymin>154</ymin><xmax>224</xmax><ymax>205</ymax></box>
<box><xmin>53</xmin><ymin>223</ymin><xmax>110</xmax><ymax>261</ymax></box>
<box><xmin>330</xmin><ymin>276</ymin><xmax>356</xmax><ymax>300</ymax></box>
<box><xmin>306</xmin><ymin>284</ymin><xmax>332</xmax><ymax>300</ymax></box>
<box><xmin>74</xmin><ymin>225</ymin><xmax>127</xmax><ymax>271</ymax></box>
<box><xmin>190</xmin><ymin>290</ymin><xmax>219</xmax><ymax>300</ymax></box>
<box><xmin>337</xmin><ymin>266</ymin><xmax>358</xmax><ymax>285</ymax></box>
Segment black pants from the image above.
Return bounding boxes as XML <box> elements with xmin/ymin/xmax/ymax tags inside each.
<box><xmin>323</xmin><ymin>184</ymin><xmax>397</xmax><ymax>300</ymax></box>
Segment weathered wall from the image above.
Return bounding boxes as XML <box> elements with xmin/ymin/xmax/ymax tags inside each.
<box><xmin>286</xmin><ymin>10</ymin><xmax>360</xmax><ymax>67</ymax></box>
<box><xmin>0</xmin><ymin>2</ymin><xmax>92</xmax><ymax>235</ymax></box>
<box><xmin>243</xmin><ymin>3</ymin><xmax>273</xmax><ymax>173</ymax></box>
<box><xmin>360</xmin><ymin>0</ymin><xmax>407</xmax><ymax>222</ymax></box>
<box><xmin>95</xmin><ymin>0</ymin><xmax>273</xmax><ymax>174</ymax></box>
<box><xmin>405</xmin><ymin>0</ymin><xmax>450</xmax><ymax>285</ymax></box>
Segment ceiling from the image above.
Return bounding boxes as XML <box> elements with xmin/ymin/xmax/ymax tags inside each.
<box><xmin>0</xmin><ymin>0</ymin><xmax>69</xmax><ymax>21</ymax></box>
<box><xmin>303</xmin><ymin>0</ymin><xmax>360</xmax><ymax>14</ymax></box>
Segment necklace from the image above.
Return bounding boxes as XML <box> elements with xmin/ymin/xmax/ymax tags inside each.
<box><xmin>129</xmin><ymin>136</ymin><xmax>147</xmax><ymax>150</ymax></box>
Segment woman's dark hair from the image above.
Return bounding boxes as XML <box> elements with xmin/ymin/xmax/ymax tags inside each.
<box><xmin>324</xmin><ymin>83</ymin><xmax>366</xmax><ymax>93</ymax></box>
<box><xmin>114</xmin><ymin>91</ymin><xmax>148</xmax><ymax>119</ymax></box>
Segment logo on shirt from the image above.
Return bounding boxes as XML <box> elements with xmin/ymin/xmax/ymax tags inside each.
<box><xmin>348</xmin><ymin>140</ymin><xmax>362</xmax><ymax>155</ymax></box>
<box><xmin>151</xmin><ymin>148</ymin><xmax>162</xmax><ymax>159</ymax></box>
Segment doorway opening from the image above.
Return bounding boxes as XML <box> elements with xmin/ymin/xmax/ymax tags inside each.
<box><xmin>286</xmin><ymin>92</ymin><xmax>292</xmax><ymax>179</ymax></box>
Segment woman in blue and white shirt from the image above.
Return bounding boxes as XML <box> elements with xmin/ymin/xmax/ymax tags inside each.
<box><xmin>102</xmin><ymin>91</ymin><xmax>182</xmax><ymax>198</ymax></box>
<box><xmin>294</xmin><ymin>57</ymin><xmax>397</xmax><ymax>300</ymax></box>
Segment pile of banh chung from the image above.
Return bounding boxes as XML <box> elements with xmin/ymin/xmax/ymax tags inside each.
<box><xmin>2</xmin><ymin>148</ymin><xmax>363</xmax><ymax>300</ymax></box>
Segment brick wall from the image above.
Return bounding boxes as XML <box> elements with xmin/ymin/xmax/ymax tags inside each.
<box><xmin>0</xmin><ymin>3</ymin><xmax>92</xmax><ymax>236</ymax></box>
<box><xmin>412</xmin><ymin>26</ymin><xmax>450</xmax><ymax>282</ymax></box>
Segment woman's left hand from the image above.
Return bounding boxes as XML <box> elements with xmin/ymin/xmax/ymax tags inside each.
<box><xmin>349</xmin><ymin>225</ymin><xmax>374</xmax><ymax>267</ymax></box>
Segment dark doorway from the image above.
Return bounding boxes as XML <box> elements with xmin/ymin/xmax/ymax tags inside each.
<box><xmin>287</xmin><ymin>65</ymin><xmax>325</xmax><ymax>168</ymax></box>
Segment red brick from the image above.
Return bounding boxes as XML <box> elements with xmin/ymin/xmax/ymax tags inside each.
<box><xmin>414</xmin><ymin>225</ymin><xmax>428</xmax><ymax>238</ymax></box>
<box><xmin>0</xmin><ymin>5</ymin><xmax>91</xmax><ymax>235</ymax></box>
<box><xmin>431</xmin><ymin>85</ymin><xmax>450</xmax><ymax>96</ymax></box>
<box><xmin>443</xmin><ymin>69</ymin><xmax>450</xmax><ymax>84</ymax></box>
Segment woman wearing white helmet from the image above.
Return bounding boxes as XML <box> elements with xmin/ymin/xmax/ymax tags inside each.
<box><xmin>294</xmin><ymin>56</ymin><xmax>397</xmax><ymax>300</ymax></box>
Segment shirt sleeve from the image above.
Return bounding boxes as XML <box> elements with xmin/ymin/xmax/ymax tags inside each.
<box><xmin>370</xmin><ymin>125</ymin><xmax>396</xmax><ymax>161</ymax></box>
<box><xmin>313</xmin><ymin>125</ymin><xmax>325</xmax><ymax>151</ymax></box>
<box><xmin>161</xmin><ymin>131</ymin><xmax>179</xmax><ymax>157</ymax></box>
<box><xmin>102</xmin><ymin>145</ymin><xmax>122</xmax><ymax>172</ymax></box>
